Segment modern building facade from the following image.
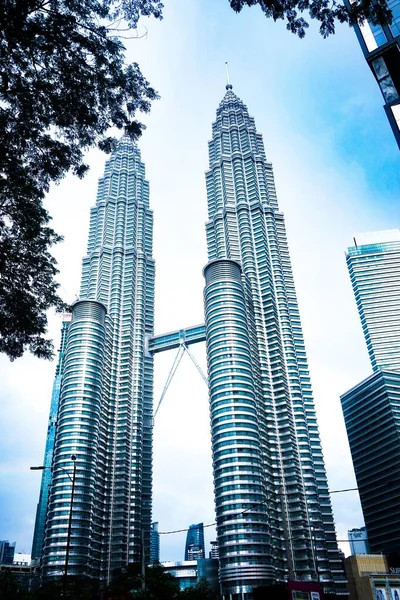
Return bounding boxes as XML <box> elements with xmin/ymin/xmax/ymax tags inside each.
<box><xmin>31</xmin><ymin>315</ymin><xmax>71</xmax><ymax>562</ymax></box>
<box><xmin>161</xmin><ymin>560</ymin><xmax>198</xmax><ymax>590</ymax></box>
<box><xmin>34</xmin><ymin>89</ymin><xmax>345</xmax><ymax>595</ymax></box>
<box><xmin>345</xmin><ymin>554</ymin><xmax>400</xmax><ymax>600</ymax></box>
<box><xmin>341</xmin><ymin>370</ymin><xmax>400</xmax><ymax>554</ymax></box>
<box><xmin>344</xmin><ymin>0</ymin><xmax>400</xmax><ymax>148</ymax></box>
<box><xmin>348</xmin><ymin>527</ymin><xmax>369</xmax><ymax>555</ymax></box>
<box><xmin>209</xmin><ymin>540</ymin><xmax>219</xmax><ymax>559</ymax></box>
<box><xmin>203</xmin><ymin>86</ymin><xmax>345</xmax><ymax>598</ymax></box>
<box><xmin>150</xmin><ymin>522</ymin><xmax>160</xmax><ymax>563</ymax></box>
<box><xmin>343</xmin><ymin>230</ymin><xmax>400</xmax><ymax>555</ymax></box>
<box><xmin>346</xmin><ymin>230</ymin><xmax>400</xmax><ymax>373</ymax></box>
<box><xmin>161</xmin><ymin>559</ymin><xmax>219</xmax><ymax>593</ymax></box>
<box><xmin>38</xmin><ymin>137</ymin><xmax>155</xmax><ymax>581</ymax></box>
<box><xmin>184</xmin><ymin>523</ymin><xmax>205</xmax><ymax>561</ymax></box>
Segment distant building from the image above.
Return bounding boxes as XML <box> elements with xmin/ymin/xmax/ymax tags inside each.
<box><xmin>161</xmin><ymin>559</ymin><xmax>219</xmax><ymax>593</ymax></box>
<box><xmin>150</xmin><ymin>522</ymin><xmax>160</xmax><ymax>563</ymax></box>
<box><xmin>13</xmin><ymin>553</ymin><xmax>31</xmax><ymax>566</ymax></box>
<box><xmin>345</xmin><ymin>230</ymin><xmax>400</xmax><ymax>373</ymax></box>
<box><xmin>348</xmin><ymin>527</ymin><xmax>369</xmax><ymax>555</ymax></box>
<box><xmin>197</xmin><ymin>558</ymin><xmax>219</xmax><ymax>595</ymax></box>
<box><xmin>162</xmin><ymin>561</ymin><xmax>197</xmax><ymax>591</ymax></box>
<box><xmin>345</xmin><ymin>554</ymin><xmax>400</xmax><ymax>600</ymax></box>
<box><xmin>341</xmin><ymin>371</ymin><xmax>400</xmax><ymax>554</ymax></box>
<box><xmin>184</xmin><ymin>523</ymin><xmax>205</xmax><ymax>561</ymax></box>
<box><xmin>343</xmin><ymin>0</ymin><xmax>400</xmax><ymax>148</ymax></box>
<box><xmin>0</xmin><ymin>541</ymin><xmax>16</xmax><ymax>565</ymax></box>
<box><xmin>209</xmin><ymin>540</ymin><xmax>219</xmax><ymax>560</ymax></box>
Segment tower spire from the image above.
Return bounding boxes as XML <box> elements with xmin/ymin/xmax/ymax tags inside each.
<box><xmin>225</xmin><ymin>62</ymin><xmax>232</xmax><ymax>90</ymax></box>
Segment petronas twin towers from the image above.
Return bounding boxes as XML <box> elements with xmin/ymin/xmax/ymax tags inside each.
<box><xmin>32</xmin><ymin>85</ymin><xmax>346</xmax><ymax>598</ymax></box>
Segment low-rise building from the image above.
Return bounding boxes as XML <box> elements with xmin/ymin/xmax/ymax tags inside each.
<box><xmin>345</xmin><ymin>554</ymin><xmax>400</xmax><ymax>599</ymax></box>
<box><xmin>162</xmin><ymin>560</ymin><xmax>198</xmax><ymax>590</ymax></box>
<box><xmin>162</xmin><ymin>558</ymin><xmax>219</xmax><ymax>593</ymax></box>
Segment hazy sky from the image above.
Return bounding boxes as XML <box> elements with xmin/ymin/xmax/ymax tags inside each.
<box><xmin>0</xmin><ymin>0</ymin><xmax>399</xmax><ymax>564</ymax></box>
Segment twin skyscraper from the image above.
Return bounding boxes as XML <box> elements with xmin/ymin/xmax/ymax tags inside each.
<box><xmin>32</xmin><ymin>85</ymin><xmax>346</xmax><ymax>598</ymax></box>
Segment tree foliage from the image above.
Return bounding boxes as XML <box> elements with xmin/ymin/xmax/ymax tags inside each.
<box><xmin>0</xmin><ymin>568</ymin><xmax>32</xmax><ymax>600</ymax></box>
<box><xmin>33</xmin><ymin>576</ymin><xmax>99</xmax><ymax>600</ymax></box>
<box><xmin>0</xmin><ymin>0</ymin><xmax>163</xmax><ymax>360</ymax></box>
<box><xmin>103</xmin><ymin>562</ymin><xmax>181</xmax><ymax>600</ymax></box>
<box><xmin>1</xmin><ymin>565</ymin><xmax>220</xmax><ymax>600</ymax></box>
<box><xmin>228</xmin><ymin>0</ymin><xmax>393</xmax><ymax>38</ymax></box>
<box><xmin>180</xmin><ymin>578</ymin><xmax>220</xmax><ymax>600</ymax></box>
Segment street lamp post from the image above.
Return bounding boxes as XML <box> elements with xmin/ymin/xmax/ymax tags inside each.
<box><xmin>31</xmin><ymin>454</ymin><xmax>77</xmax><ymax>596</ymax></box>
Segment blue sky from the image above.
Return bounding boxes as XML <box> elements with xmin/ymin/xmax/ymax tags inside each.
<box><xmin>0</xmin><ymin>0</ymin><xmax>399</xmax><ymax>562</ymax></box>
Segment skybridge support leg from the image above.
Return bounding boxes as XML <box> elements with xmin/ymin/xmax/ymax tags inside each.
<box><xmin>153</xmin><ymin>342</ymin><xmax>208</xmax><ymax>423</ymax></box>
<box><xmin>153</xmin><ymin>345</ymin><xmax>185</xmax><ymax>421</ymax></box>
<box><xmin>182</xmin><ymin>343</ymin><xmax>208</xmax><ymax>386</ymax></box>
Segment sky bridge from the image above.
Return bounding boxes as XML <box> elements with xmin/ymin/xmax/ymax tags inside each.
<box><xmin>147</xmin><ymin>324</ymin><xmax>206</xmax><ymax>354</ymax></box>
<box><xmin>147</xmin><ymin>324</ymin><xmax>207</xmax><ymax>420</ymax></box>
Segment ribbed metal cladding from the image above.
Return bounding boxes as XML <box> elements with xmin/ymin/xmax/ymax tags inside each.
<box><xmin>346</xmin><ymin>231</ymin><xmax>400</xmax><ymax>374</ymax></box>
<box><xmin>39</xmin><ymin>136</ymin><xmax>155</xmax><ymax>582</ymax></box>
<box><xmin>42</xmin><ymin>300</ymin><xmax>107</xmax><ymax>579</ymax></box>
<box><xmin>204</xmin><ymin>87</ymin><xmax>346</xmax><ymax>597</ymax></box>
<box><xmin>31</xmin><ymin>315</ymin><xmax>71</xmax><ymax>562</ymax></box>
<box><xmin>204</xmin><ymin>259</ymin><xmax>273</xmax><ymax>596</ymax></box>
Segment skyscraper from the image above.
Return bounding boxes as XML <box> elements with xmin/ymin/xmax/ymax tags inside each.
<box><xmin>40</xmin><ymin>137</ymin><xmax>155</xmax><ymax>581</ymax></box>
<box><xmin>150</xmin><ymin>522</ymin><xmax>160</xmax><ymax>563</ymax></box>
<box><xmin>341</xmin><ymin>230</ymin><xmax>400</xmax><ymax>554</ymax></box>
<box><xmin>0</xmin><ymin>541</ymin><xmax>16</xmax><ymax>565</ymax></box>
<box><xmin>345</xmin><ymin>230</ymin><xmax>400</xmax><ymax>372</ymax></box>
<box><xmin>34</xmin><ymin>87</ymin><xmax>345</xmax><ymax>596</ymax></box>
<box><xmin>341</xmin><ymin>370</ymin><xmax>400</xmax><ymax>553</ymax></box>
<box><xmin>31</xmin><ymin>316</ymin><xmax>71</xmax><ymax>562</ymax></box>
<box><xmin>184</xmin><ymin>523</ymin><xmax>205</xmax><ymax>561</ymax></box>
<box><xmin>203</xmin><ymin>85</ymin><xmax>345</xmax><ymax>598</ymax></box>
<box><xmin>344</xmin><ymin>0</ymin><xmax>400</xmax><ymax>148</ymax></box>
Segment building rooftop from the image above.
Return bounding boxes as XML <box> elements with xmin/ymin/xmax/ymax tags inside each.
<box><xmin>352</xmin><ymin>229</ymin><xmax>400</xmax><ymax>247</ymax></box>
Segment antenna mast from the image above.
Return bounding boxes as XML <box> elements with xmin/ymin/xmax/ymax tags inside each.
<box><xmin>225</xmin><ymin>62</ymin><xmax>231</xmax><ymax>87</ymax></box>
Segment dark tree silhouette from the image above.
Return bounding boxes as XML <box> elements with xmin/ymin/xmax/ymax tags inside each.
<box><xmin>0</xmin><ymin>0</ymin><xmax>163</xmax><ymax>360</ymax></box>
<box><xmin>103</xmin><ymin>563</ymin><xmax>180</xmax><ymax>600</ymax></box>
<box><xmin>180</xmin><ymin>578</ymin><xmax>220</xmax><ymax>600</ymax></box>
<box><xmin>228</xmin><ymin>0</ymin><xmax>393</xmax><ymax>38</ymax></box>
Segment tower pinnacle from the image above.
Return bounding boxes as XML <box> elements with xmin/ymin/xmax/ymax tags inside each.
<box><xmin>225</xmin><ymin>61</ymin><xmax>232</xmax><ymax>90</ymax></box>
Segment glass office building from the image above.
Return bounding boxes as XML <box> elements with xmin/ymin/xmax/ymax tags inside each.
<box><xmin>346</xmin><ymin>230</ymin><xmax>400</xmax><ymax>373</ymax></box>
<box><xmin>0</xmin><ymin>541</ymin><xmax>16</xmax><ymax>565</ymax></box>
<box><xmin>37</xmin><ymin>137</ymin><xmax>155</xmax><ymax>581</ymax></box>
<box><xmin>150</xmin><ymin>522</ymin><xmax>160</xmax><ymax>563</ymax></box>
<box><xmin>184</xmin><ymin>523</ymin><xmax>205</xmax><ymax>561</ymax></box>
<box><xmin>342</xmin><ymin>231</ymin><xmax>400</xmax><ymax>557</ymax></box>
<box><xmin>203</xmin><ymin>86</ymin><xmax>345</xmax><ymax>598</ymax></box>
<box><xmin>341</xmin><ymin>371</ymin><xmax>400</xmax><ymax>554</ymax></box>
<box><xmin>348</xmin><ymin>527</ymin><xmax>369</xmax><ymax>555</ymax></box>
<box><xmin>344</xmin><ymin>0</ymin><xmax>400</xmax><ymax>148</ymax></box>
